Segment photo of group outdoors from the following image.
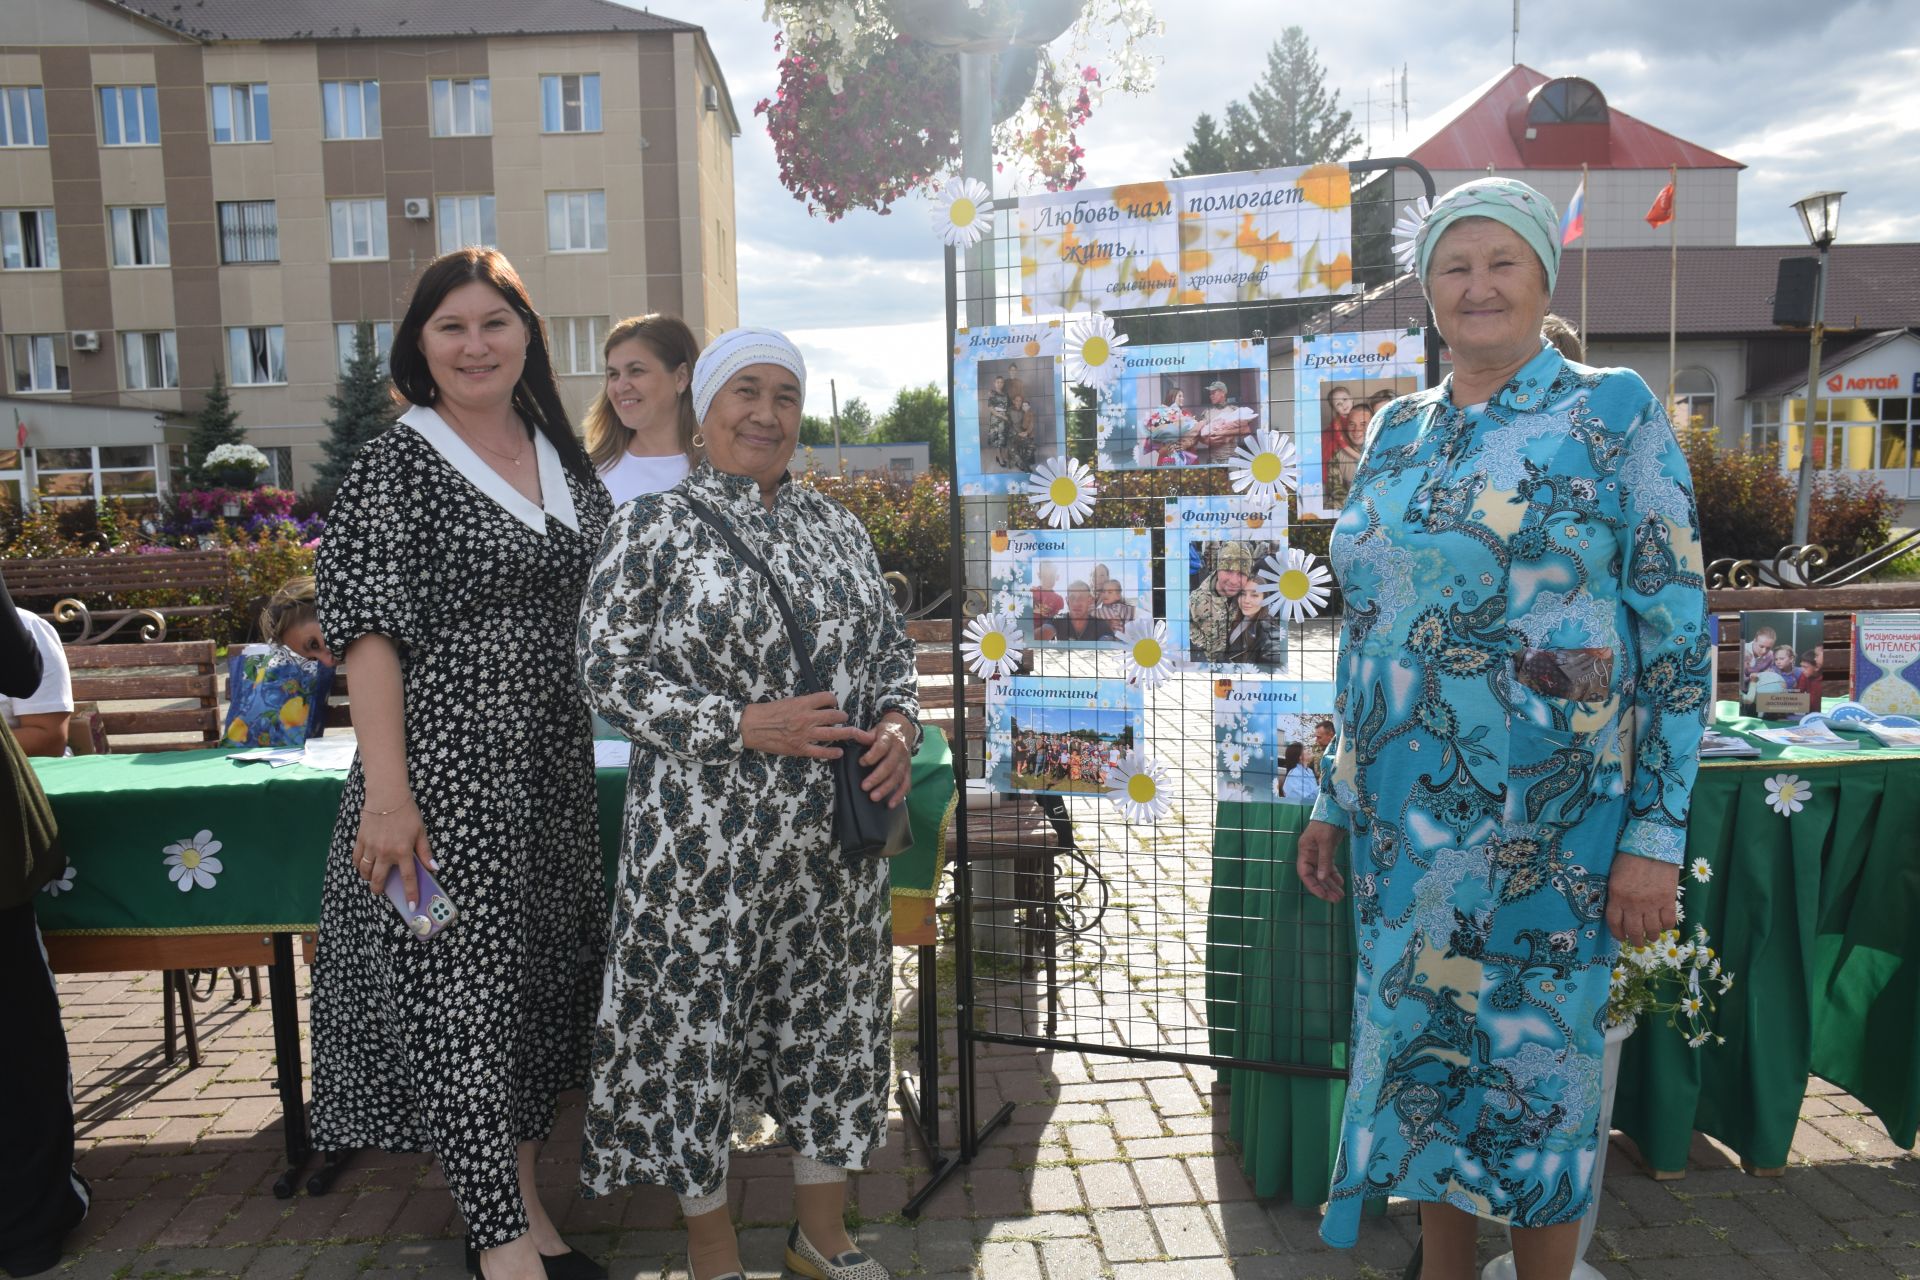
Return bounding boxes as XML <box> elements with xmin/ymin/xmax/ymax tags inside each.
<box><xmin>988</xmin><ymin>528</ymin><xmax>1152</xmax><ymax>647</ymax></box>
<box><xmin>952</xmin><ymin>322</ymin><xmax>1064</xmax><ymax>494</ymax></box>
<box><xmin>986</xmin><ymin>677</ymin><xmax>1144</xmax><ymax>797</ymax></box>
<box><xmin>1095</xmin><ymin>339</ymin><xmax>1267</xmax><ymax>470</ymax></box>
<box><xmin>1163</xmin><ymin>496</ymin><xmax>1292</xmax><ymax>672</ymax></box>
<box><xmin>1738</xmin><ymin>609</ymin><xmax>1828</xmax><ymax>719</ymax></box>
<box><xmin>1212</xmin><ymin>679</ymin><xmax>1338</xmax><ymax>804</ymax></box>
<box><xmin>1292</xmin><ymin>327</ymin><xmax>1426</xmax><ymax>516</ymax></box>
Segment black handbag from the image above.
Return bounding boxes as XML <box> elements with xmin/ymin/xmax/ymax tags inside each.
<box><xmin>682</xmin><ymin>497</ymin><xmax>912</xmax><ymax>860</ymax></box>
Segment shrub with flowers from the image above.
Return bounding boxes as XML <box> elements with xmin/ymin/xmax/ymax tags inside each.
<box><xmin>756</xmin><ymin>0</ymin><xmax>1162</xmax><ymax>219</ymax></box>
<box><xmin>1607</xmin><ymin>862</ymin><xmax>1735</xmax><ymax>1047</ymax></box>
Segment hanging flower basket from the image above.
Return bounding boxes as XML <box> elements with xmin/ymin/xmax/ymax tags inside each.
<box><xmin>887</xmin><ymin>0</ymin><xmax>1084</xmax><ymax>51</ymax></box>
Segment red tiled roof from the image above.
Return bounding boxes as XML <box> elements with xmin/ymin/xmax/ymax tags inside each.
<box><xmin>1407</xmin><ymin>64</ymin><xmax>1744</xmax><ymax>172</ymax></box>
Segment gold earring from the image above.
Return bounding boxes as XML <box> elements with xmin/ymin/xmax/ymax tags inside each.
<box><xmin>692</xmin><ymin>432</ymin><xmax>706</xmax><ymax>449</ymax></box>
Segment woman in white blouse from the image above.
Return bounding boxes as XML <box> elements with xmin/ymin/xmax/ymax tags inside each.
<box><xmin>585</xmin><ymin>314</ymin><xmax>702</xmax><ymax>506</ymax></box>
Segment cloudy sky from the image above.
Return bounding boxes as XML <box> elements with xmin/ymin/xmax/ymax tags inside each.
<box><xmin>679</xmin><ymin>0</ymin><xmax>1916</xmax><ymax>414</ymax></box>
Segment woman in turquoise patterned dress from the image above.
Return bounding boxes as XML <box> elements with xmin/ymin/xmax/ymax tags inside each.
<box><xmin>1295</xmin><ymin>178</ymin><xmax>1711</xmax><ymax>1279</ymax></box>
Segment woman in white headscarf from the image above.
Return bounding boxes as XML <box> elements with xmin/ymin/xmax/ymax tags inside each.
<box><xmin>577</xmin><ymin>328</ymin><xmax>918</xmax><ymax>1280</ymax></box>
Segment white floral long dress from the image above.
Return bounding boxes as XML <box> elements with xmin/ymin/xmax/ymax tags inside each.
<box><xmin>576</xmin><ymin>464</ymin><xmax>921</xmax><ymax>1200</ymax></box>
<box><xmin>310</xmin><ymin>407</ymin><xmax>612</xmax><ymax>1249</ymax></box>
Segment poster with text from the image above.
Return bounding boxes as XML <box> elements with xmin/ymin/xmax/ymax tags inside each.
<box><xmin>1293</xmin><ymin>327</ymin><xmax>1426</xmax><ymax>519</ymax></box>
<box><xmin>1094</xmin><ymin>338</ymin><xmax>1268</xmax><ymax>470</ymax></box>
<box><xmin>1165</xmin><ymin>496</ymin><xmax>1291</xmax><ymax>674</ymax></box>
<box><xmin>986</xmin><ymin>677</ymin><xmax>1145</xmax><ymax>798</ymax></box>
<box><xmin>988</xmin><ymin>527</ymin><xmax>1153</xmax><ymax>649</ymax></box>
<box><xmin>953</xmin><ymin>321</ymin><xmax>1064</xmax><ymax>496</ymax></box>
<box><xmin>1017</xmin><ymin>164</ymin><xmax>1354</xmax><ymax>316</ymax></box>
<box><xmin>1213</xmin><ymin>678</ymin><xmax>1338</xmax><ymax>804</ymax></box>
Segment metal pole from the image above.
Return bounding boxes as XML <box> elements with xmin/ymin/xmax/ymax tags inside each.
<box><xmin>830</xmin><ymin>377</ymin><xmax>845</xmax><ymax>475</ymax></box>
<box><xmin>1791</xmin><ymin>242</ymin><xmax>1830</xmax><ymax>547</ymax></box>
<box><xmin>1665</xmin><ymin>165</ymin><xmax>1678</xmax><ymax>419</ymax></box>
<box><xmin>1579</xmin><ymin>163</ymin><xmax>1588</xmax><ymax>362</ymax></box>
<box><xmin>957</xmin><ymin>51</ymin><xmax>995</xmax><ymax>329</ymax></box>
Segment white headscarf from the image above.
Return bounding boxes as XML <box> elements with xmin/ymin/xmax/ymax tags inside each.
<box><xmin>690</xmin><ymin>327</ymin><xmax>807</xmax><ymax>425</ymax></box>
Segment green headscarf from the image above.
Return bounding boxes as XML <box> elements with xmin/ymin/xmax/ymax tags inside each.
<box><xmin>1414</xmin><ymin>177</ymin><xmax>1564</xmax><ymax>294</ymax></box>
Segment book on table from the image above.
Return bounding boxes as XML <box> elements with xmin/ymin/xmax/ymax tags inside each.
<box><xmin>1700</xmin><ymin>728</ymin><xmax>1761</xmax><ymax>759</ymax></box>
<box><xmin>1737</xmin><ymin>609</ymin><xmax>1826</xmax><ymax>721</ymax></box>
<box><xmin>1853</xmin><ymin>611</ymin><xmax>1920</xmax><ymax>716</ymax></box>
<box><xmin>1749</xmin><ymin>720</ymin><xmax>1862</xmax><ymax>751</ymax></box>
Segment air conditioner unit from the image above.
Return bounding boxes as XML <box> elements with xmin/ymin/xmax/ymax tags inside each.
<box><xmin>70</xmin><ymin>330</ymin><xmax>100</xmax><ymax>352</ymax></box>
<box><xmin>402</xmin><ymin>197</ymin><xmax>432</xmax><ymax>221</ymax></box>
<box><xmin>703</xmin><ymin>84</ymin><xmax>720</xmax><ymax>112</ymax></box>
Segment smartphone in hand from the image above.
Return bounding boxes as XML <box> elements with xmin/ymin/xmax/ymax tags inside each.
<box><xmin>383</xmin><ymin>863</ymin><xmax>458</xmax><ymax>940</ymax></box>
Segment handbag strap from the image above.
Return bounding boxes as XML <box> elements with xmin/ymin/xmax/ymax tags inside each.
<box><xmin>682</xmin><ymin>495</ymin><xmax>825</xmax><ymax>696</ymax></box>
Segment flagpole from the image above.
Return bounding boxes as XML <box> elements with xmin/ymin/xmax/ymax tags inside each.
<box><xmin>1666</xmin><ymin>163</ymin><xmax>1678</xmax><ymax>418</ymax></box>
<box><xmin>1579</xmin><ymin>163</ymin><xmax>1589</xmax><ymax>362</ymax></box>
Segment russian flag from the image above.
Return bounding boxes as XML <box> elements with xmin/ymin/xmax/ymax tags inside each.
<box><xmin>1560</xmin><ymin>176</ymin><xmax>1586</xmax><ymax>246</ymax></box>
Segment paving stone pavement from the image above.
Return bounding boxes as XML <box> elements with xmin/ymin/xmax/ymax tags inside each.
<box><xmin>41</xmin><ymin>959</ymin><xmax>1920</xmax><ymax>1280</ymax></box>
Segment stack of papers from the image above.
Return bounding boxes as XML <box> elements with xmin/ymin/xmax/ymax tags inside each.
<box><xmin>593</xmin><ymin>740</ymin><xmax>633</xmax><ymax>769</ymax></box>
<box><xmin>227</xmin><ymin>737</ymin><xmax>359</xmax><ymax>771</ymax></box>
<box><xmin>1750</xmin><ymin>721</ymin><xmax>1862</xmax><ymax>751</ymax></box>
<box><xmin>1700</xmin><ymin>730</ymin><xmax>1760</xmax><ymax>759</ymax></box>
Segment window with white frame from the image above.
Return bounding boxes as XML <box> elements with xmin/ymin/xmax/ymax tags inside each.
<box><xmin>32</xmin><ymin>445</ymin><xmax>160</xmax><ymax>508</ymax></box>
<box><xmin>321</xmin><ymin>79</ymin><xmax>380</xmax><ymax>140</ymax></box>
<box><xmin>436</xmin><ymin>195</ymin><xmax>496</xmax><ymax>253</ymax></box>
<box><xmin>546</xmin><ymin>190</ymin><xmax>606</xmax><ymax>253</ymax></box>
<box><xmin>98</xmin><ymin>85</ymin><xmax>160</xmax><ymax>146</ymax></box>
<box><xmin>551</xmin><ymin>316</ymin><xmax>608</xmax><ymax>376</ymax></box>
<box><xmin>218</xmin><ymin>200</ymin><xmax>278</xmax><ymax>263</ymax></box>
<box><xmin>335</xmin><ymin>321</ymin><xmax>394</xmax><ymax>377</ymax></box>
<box><xmin>541</xmin><ymin>74</ymin><xmax>601</xmax><ymax>133</ymax></box>
<box><xmin>109</xmin><ymin>205</ymin><xmax>169</xmax><ymax>267</ymax></box>
<box><xmin>121</xmin><ymin>330</ymin><xmax>179</xmax><ymax>390</ymax></box>
<box><xmin>227</xmin><ymin>326</ymin><xmax>286</xmax><ymax>386</ymax></box>
<box><xmin>1672</xmin><ymin>367</ymin><xmax>1717</xmax><ymax>433</ymax></box>
<box><xmin>430</xmin><ymin>78</ymin><xmax>491</xmax><ymax>137</ymax></box>
<box><xmin>329</xmin><ymin>198</ymin><xmax>388</xmax><ymax>260</ymax></box>
<box><xmin>0</xmin><ymin>209</ymin><xmax>57</xmax><ymax>270</ymax></box>
<box><xmin>9</xmin><ymin>334</ymin><xmax>68</xmax><ymax>393</ymax></box>
<box><xmin>0</xmin><ymin>87</ymin><xmax>47</xmax><ymax>147</ymax></box>
<box><xmin>210</xmin><ymin>83</ymin><xmax>270</xmax><ymax>143</ymax></box>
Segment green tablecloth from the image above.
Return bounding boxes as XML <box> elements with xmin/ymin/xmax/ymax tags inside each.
<box><xmin>1214</xmin><ymin>700</ymin><xmax>1920</xmax><ymax>1200</ymax></box>
<box><xmin>34</xmin><ymin>731</ymin><xmax>956</xmax><ymax>947</ymax></box>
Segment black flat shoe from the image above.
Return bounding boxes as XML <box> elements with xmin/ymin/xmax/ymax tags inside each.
<box><xmin>464</xmin><ymin>1237</ymin><xmax>481</xmax><ymax>1280</ymax></box>
<box><xmin>541</xmin><ymin>1248</ymin><xmax>608</xmax><ymax>1280</ymax></box>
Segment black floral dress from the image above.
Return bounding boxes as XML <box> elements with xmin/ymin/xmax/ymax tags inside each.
<box><xmin>576</xmin><ymin>464</ymin><xmax>919</xmax><ymax>1200</ymax></box>
<box><xmin>310</xmin><ymin>407</ymin><xmax>612</xmax><ymax>1248</ymax></box>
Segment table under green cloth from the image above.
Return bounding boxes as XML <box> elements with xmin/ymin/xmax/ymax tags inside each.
<box><xmin>34</xmin><ymin>730</ymin><xmax>956</xmax><ymax>948</ymax></box>
<box><xmin>1210</xmin><ymin>700</ymin><xmax>1920</xmax><ymax>1204</ymax></box>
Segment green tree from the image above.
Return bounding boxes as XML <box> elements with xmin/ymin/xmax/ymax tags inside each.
<box><xmin>837</xmin><ymin>396</ymin><xmax>875</xmax><ymax>444</ymax></box>
<box><xmin>185</xmin><ymin>370</ymin><xmax>246</xmax><ymax>486</ymax></box>
<box><xmin>1170</xmin><ymin>28</ymin><xmax>1362</xmax><ymax>175</ymax></box>
<box><xmin>876</xmin><ymin>383</ymin><xmax>950</xmax><ymax>470</ymax></box>
<box><xmin>799</xmin><ymin>413</ymin><xmax>835</xmax><ymax>447</ymax></box>
<box><xmin>314</xmin><ymin>322</ymin><xmax>393</xmax><ymax>500</ymax></box>
<box><xmin>1171</xmin><ymin>112</ymin><xmax>1234</xmax><ymax>178</ymax></box>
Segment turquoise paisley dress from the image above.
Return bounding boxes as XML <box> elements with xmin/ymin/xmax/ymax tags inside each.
<box><xmin>1310</xmin><ymin>342</ymin><xmax>1710</xmax><ymax>1244</ymax></box>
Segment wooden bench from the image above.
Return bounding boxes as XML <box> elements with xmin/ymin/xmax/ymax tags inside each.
<box><xmin>65</xmin><ymin>640</ymin><xmax>221</xmax><ymax>751</ymax></box>
<box><xmin>12</xmin><ymin>549</ymin><xmax>232</xmax><ymax>644</ymax></box>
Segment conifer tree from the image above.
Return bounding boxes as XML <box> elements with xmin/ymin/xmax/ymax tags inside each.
<box><xmin>1170</xmin><ymin>28</ymin><xmax>1362</xmax><ymax>175</ymax></box>
<box><xmin>314</xmin><ymin>322</ymin><xmax>393</xmax><ymax>500</ymax></box>
<box><xmin>185</xmin><ymin>370</ymin><xmax>246</xmax><ymax>486</ymax></box>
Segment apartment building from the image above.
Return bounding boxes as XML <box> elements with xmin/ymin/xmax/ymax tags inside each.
<box><xmin>0</xmin><ymin>0</ymin><xmax>739</xmax><ymax>505</ymax></box>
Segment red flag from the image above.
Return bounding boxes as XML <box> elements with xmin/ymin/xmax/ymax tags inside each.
<box><xmin>13</xmin><ymin>409</ymin><xmax>23</xmax><ymax>450</ymax></box>
<box><xmin>1645</xmin><ymin>181</ymin><xmax>1676</xmax><ymax>229</ymax></box>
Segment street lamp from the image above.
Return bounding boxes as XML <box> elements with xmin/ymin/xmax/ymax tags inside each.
<box><xmin>1790</xmin><ymin>189</ymin><xmax>1844</xmax><ymax>549</ymax></box>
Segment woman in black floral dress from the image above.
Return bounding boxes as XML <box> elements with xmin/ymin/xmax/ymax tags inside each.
<box><xmin>312</xmin><ymin>249</ymin><xmax>612</xmax><ymax>1280</ymax></box>
<box><xmin>578</xmin><ymin>328</ymin><xmax>918</xmax><ymax>1280</ymax></box>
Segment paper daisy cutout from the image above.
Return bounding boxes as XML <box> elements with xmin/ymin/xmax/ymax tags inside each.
<box><xmin>1118</xmin><ymin>617</ymin><xmax>1174</xmax><ymax>689</ymax></box>
<box><xmin>960</xmin><ymin>610</ymin><xmax>1025</xmax><ymax>679</ymax></box>
<box><xmin>1764</xmin><ymin>773</ymin><xmax>1808</xmax><ymax>817</ymax></box>
<box><xmin>1258</xmin><ymin>547</ymin><xmax>1333</xmax><ymax>623</ymax></box>
<box><xmin>1392</xmin><ymin>195</ymin><xmax>1432</xmax><ymax>272</ymax></box>
<box><xmin>1025</xmin><ymin>455</ymin><xmax>1098</xmax><ymax>529</ymax></box>
<box><xmin>1228</xmin><ymin>430</ymin><xmax>1300</xmax><ymax>504</ymax></box>
<box><xmin>1062</xmin><ymin>313</ymin><xmax>1129</xmax><ymax>391</ymax></box>
<box><xmin>163</xmin><ymin>829</ymin><xmax>224</xmax><ymax>892</ymax></box>
<box><xmin>1106</xmin><ymin>751</ymin><xmax>1172</xmax><ymax>823</ymax></box>
<box><xmin>933</xmin><ymin>177</ymin><xmax>992</xmax><ymax>248</ymax></box>
<box><xmin>42</xmin><ymin>862</ymin><xmax>75</xmax><ymax>896</ymax></box>
<box><xmin>1690</xmin><ymin>856</ymin><xmax>1713</xmax><ymax>883</ymax></box>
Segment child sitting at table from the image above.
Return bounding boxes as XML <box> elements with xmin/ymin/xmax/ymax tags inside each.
<box><xmin>223</xmin><ymin>577</ymin><xmax>335</xmax><ymax>748</ymax></box>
